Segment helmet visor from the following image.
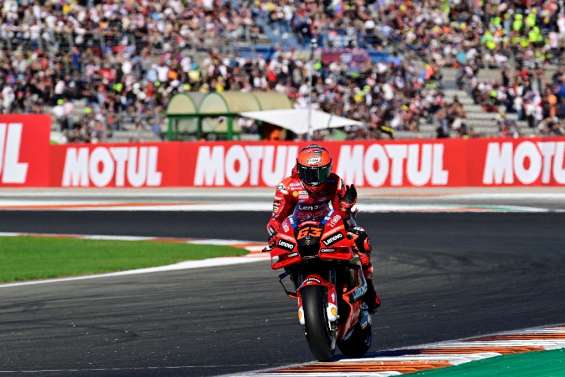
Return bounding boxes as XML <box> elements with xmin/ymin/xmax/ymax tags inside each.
<box><xmin>297</xmin><ymin>163</ymin><xmax>331</xmax><ymax>186</ymax></box>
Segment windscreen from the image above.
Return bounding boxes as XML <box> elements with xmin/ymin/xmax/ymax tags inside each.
<box><xmin>291</xmin><ymin>202</ymin><xmax>332</xmax><ymax>225</ymax></box>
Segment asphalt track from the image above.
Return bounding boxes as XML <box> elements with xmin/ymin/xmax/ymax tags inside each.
<box><xmin>1</xmin><ymin>211</ymin><xmax>565</xmax><ymax>376</ymax></box>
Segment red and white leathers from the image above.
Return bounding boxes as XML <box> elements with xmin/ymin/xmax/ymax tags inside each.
<box><xmin>267</xmin><ymin>169</ymin><xmax>381</xmax><ymax>311</ymax></box>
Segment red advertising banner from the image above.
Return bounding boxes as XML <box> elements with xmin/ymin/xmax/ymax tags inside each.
<box><xmin>50</xmin><ymin>138</ymin><xmax>565</xmax><ymax>188</ymax></box>
<box><xmin>0</xmin><ymin>114</ymin><xmax>51</xmax><ymax>187</ymax></box>
<box><xmin>3</xmin><ymin>116</ymin><xmax>564</xmax><ymax>188</ymax></box>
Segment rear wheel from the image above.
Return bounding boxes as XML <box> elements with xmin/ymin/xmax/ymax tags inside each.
<box><xmin>337</xmin><ymin>321</ymin><xmax>372</xmax><ymax>357</ymax></box>
<box><xmin>302</xmin><ymin>285</ymin><xmax>335</xmax><ymax>361</ymax></box>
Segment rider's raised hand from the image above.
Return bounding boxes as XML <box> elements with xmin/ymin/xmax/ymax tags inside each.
<box><xmin>344</xmin><ymin>184</ymin><xmax>357</xmax><ymax>204</ymax></box>
<box><xmin>339</xmin><ymin>184</ymin><xmax>357</xmax><ymax>212</ymax></box>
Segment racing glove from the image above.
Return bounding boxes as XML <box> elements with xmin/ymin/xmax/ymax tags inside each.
<box><xmin>347</xmin><ymin>226</ymin><xmax>371</xmax><ymax>255</ymax></box>
<box><xmin>339</xmin><ymin>184</ymin><xmax>357</xmax><ymax>213</ymax></box>
<box><xmin>266</xmin><ymin>224</ymin><xmax>278</xmax><ymax>248</ymax></box>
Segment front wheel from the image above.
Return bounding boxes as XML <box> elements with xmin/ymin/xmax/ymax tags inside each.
<box><xmin>302</xmin><ymin>285</ymin><xmax>335</xmax><ymax>361</ymax></box>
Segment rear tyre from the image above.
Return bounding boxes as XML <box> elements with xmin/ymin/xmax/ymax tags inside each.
<box><xmin>337</xmin><ymin>321</ymin><xmax>372</xmax><ymax>358</ymax></box>
<box><xmin>302</xmin><ymin>285</ymin><xmax>335</xmax><ymax>361</ymax></box>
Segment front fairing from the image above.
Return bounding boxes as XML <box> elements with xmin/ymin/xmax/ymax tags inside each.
<box><xmin>270</xmin><ymin>205</ymin><xmax>354</xmax><ymax>270</ymax></box>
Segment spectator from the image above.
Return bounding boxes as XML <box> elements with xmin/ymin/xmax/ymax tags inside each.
<box><xmin>498</xmin><ymin>113</ymin><xmax>520</xmax><ymax>138</ymax></box>
<box><xmin>0</xmin><ymin>1</ymin><xmax>562</xmax><ymax>142</ymax></box>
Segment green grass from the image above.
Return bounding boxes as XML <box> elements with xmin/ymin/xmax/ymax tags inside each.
<box><xmin>407</xmin><ymin>348</ymin><xmax>565</xmax><ymax>377</ymax></box>
<box><xmin>0</xmin><ymin>236</ymin><xmax>247</xmax><ymax>282</ymax></box>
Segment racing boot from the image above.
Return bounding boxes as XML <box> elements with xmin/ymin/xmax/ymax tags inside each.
<box><xmin>348</xmin><ymin>227</ymin><xmax>381</xmax><ymax>313</ymax></box>
<box><xmin>362</xmin><ymin>264</ymin><xmax>381</xmax><ymax>314</ymax></box>
<box><xmin>356</xmin><ymin>248</ymin><xmax>381</xmax><ymax>313</ymax></box>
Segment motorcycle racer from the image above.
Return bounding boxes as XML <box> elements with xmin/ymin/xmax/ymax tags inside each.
<box><xmin>267</xmin><ymin>144</ymin><xmax>381</xmax><ymax>313</ymax></box>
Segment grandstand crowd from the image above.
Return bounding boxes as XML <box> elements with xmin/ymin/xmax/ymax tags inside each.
<box><xmin>0</xmin><ymin>0</ymin><xmax>563</xmax><ymax>142</ymax></box>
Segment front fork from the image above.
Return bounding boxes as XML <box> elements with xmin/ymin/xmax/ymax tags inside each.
<box><xmin>296</xmin><ymin>272</ymin><xmax>338</xmax><ymax>327</ymax></box>
<box><xmin>278</xmin><ymin>269</ymin><xmax>338</xmax><ymax>328</ymax></box>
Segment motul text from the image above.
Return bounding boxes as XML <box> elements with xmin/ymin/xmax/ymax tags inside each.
<box><xmin>483</xmin><ymin>141</ymin><xmax>565</xmax><ymax>185</ymax></box>
<box><xmin>62</xmin><ymin>146</ymin><xmax>162</xmax><ymax>187</ymax></box>
<box><xmin>336</xmin><ymin>144</ymin><xmax>448</xmax><ymax>187</ymax></box>
<box><xmin>0</xmin><ymin>123</ymin><xmax>28</xmax><ymax>184</ymax></box>
<box><xmin>194</xmin><ymin>145</ymin><xmax>298</xmax><ymax>186</ymax></box>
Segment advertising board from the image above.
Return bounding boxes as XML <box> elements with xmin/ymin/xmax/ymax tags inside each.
<box><xmin>1</xmin><ymin>116</ymin><xmax>563</xmax><ymax>188</ymax></box>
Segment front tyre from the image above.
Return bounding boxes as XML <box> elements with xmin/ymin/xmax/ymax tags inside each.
<box><xmin>302</xmin><ymin>285</ymin><xmax>335</xmax><ymax>361</ymax></box>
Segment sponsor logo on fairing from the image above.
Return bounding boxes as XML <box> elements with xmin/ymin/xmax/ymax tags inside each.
<box><xmin>298</xmin><ymin>205</ymin><xmax>314</xmax><ymax>211</ymax></box>
<box><xmin>323</xmin><ymin>232</ymin><xmax>344</xmax><ymax>246</ymax></box>
<box><xmin>483</xmin><ymin>141</ymin><xmax>565</xmax><ymax>184</ymax></box>
<box><xmin>327</xmin><ymin>303</ymin><xmax>338</xmax><ymax>322</ymax></box>
<box><xmin>303</xmin><ymin>277</ymin><xmax>321</xmax><ymax>285</ymax></box>
<box><xmin>297</xmin><ymin>204</ymin><xmax>327</xmax><ymax>211</ymax></box>
<box><xmin>62</xmin><ymin>146</ymin><xmax>162</xmax><ymax>187</ymax></box>
<box><xmin>328</xmin><ymin>214</ymin><xmax>342</xmax><ymax>227</ymax></box>
<box><xmin>320</xmin><ymin>248</ymin><xmax>335</xmax><ymax>253</ymax></box>
<box><xmin>0</xmin><ymin>123</ymin><xmax>28</xmax><ymax>184</ymax></box>
<box><xmin>277</xmin><ymin>239</ymin><xmax>295</xmax><ymax>251</ymax></box>
<box><xmin>351</xmin><ymin>284</ymin><xmax>367</xmax><ymax>302</ymax></box>
<box><xmin>298</xmin><ymin>190</ymin><xmax>309</xmax><ymax>200</ymax></box>
<box><xmin>289</xmin><ymin>182</ymin><xmax>303</xmax><ymax>189</ymax></box>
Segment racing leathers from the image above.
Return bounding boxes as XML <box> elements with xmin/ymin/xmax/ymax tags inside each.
<box><xmin>267</xmin><ymin>171</ymin><xmax>381</xmax><ymax>312</ymax></box>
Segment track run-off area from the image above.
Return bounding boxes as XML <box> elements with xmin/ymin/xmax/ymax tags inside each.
<box><xmin>0</xmin><ymin>190</ymin><xmax>564</xmax><ymax>376</ymax></box>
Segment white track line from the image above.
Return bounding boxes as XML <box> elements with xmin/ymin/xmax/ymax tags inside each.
<box><xmin>446</xmin><ymin>193</ymin><xmax>565</xmax><ymax>200</ymax></box>
<box><xmin>81</xmin><ymin>235</ymin><xmax>161</xmax><ymax>241</ymax></box>
<box><xmin>0</xmin><ymin>233</ymin><xmax>267</xmax><ymax>288</ymax></box>
<box><xmin>0</xmin><ymin>200</ymin><xmax>110</xmax><ymax>206</ymax></box>
<box><xmin>0</xmin><ymin>257</ymin><xmax>265</xmax><ymax>289</ymax></box>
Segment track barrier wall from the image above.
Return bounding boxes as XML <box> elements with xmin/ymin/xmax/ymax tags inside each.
<box><xmin>1</xmin><ymin>114</ymin><xmax>565</xmax><ymax>188</ymax></box>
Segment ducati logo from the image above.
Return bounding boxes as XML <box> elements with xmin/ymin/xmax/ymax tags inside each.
<box><xmin>0</xmin><ymin>123</ymin><xmax>28</xmax><ymax>184</ymax></box>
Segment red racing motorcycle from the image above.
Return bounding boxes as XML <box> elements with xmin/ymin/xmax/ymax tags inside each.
<box><xmin>269</xmin><ymin>204</ymin><xmax>371</xmax><ymax>361</ymax></box>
